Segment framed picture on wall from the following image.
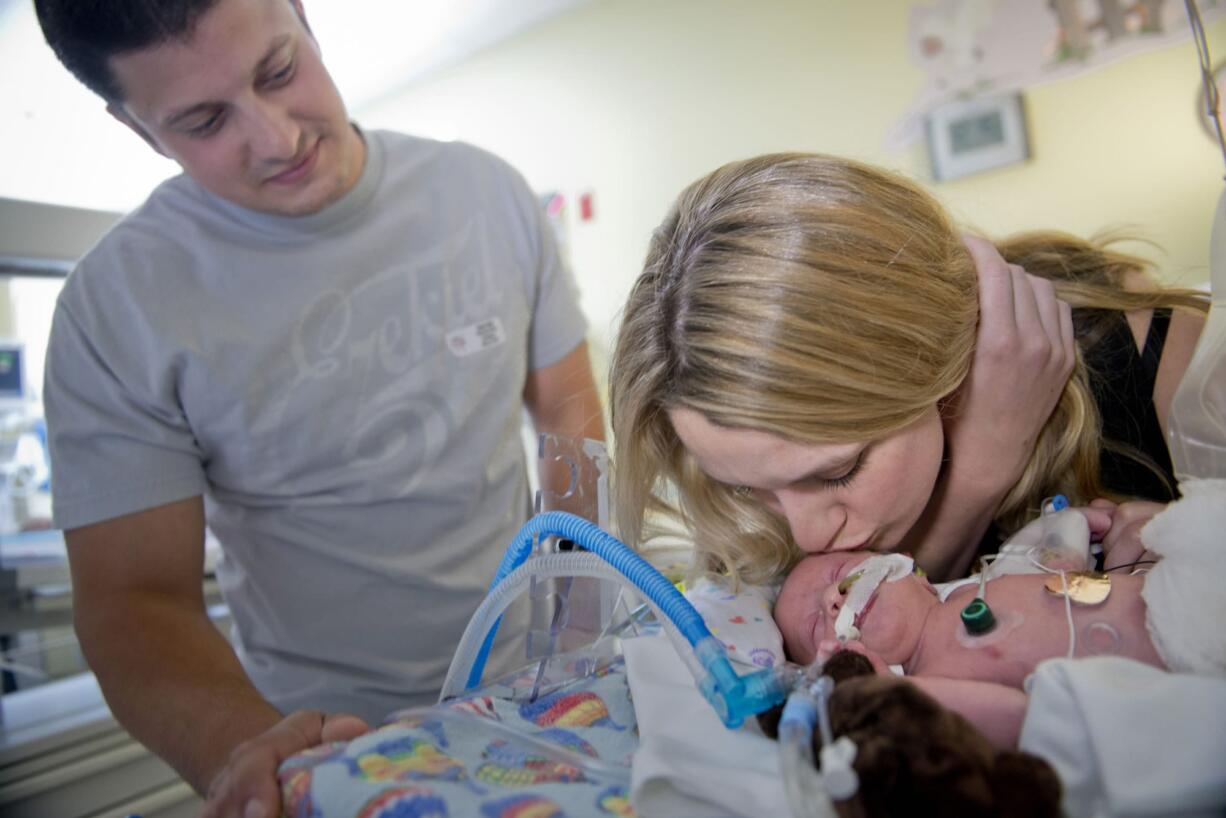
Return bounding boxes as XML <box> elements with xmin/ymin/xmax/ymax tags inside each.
<box><xmin>926</xmin><ymin>93</ymin><xmax>1030</xmax><ymax>182</ymax></box>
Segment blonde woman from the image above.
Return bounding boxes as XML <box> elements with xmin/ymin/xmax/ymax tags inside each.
<box><xmin>610</xmin><ymin>153</ymin><xmax>1206</xmax><ymax>583</ymax></box>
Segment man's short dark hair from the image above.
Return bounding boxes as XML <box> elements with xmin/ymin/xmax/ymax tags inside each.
<box><xmin>34</xmin><ymin>0</ymin><xmax>222</xmax><ymax>102</ymax></box>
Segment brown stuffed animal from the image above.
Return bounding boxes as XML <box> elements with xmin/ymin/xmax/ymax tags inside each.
<box><xmin>758</xmin><ymin>650</ymin><xmax>1062</xmax><ymax>818</ymax></box>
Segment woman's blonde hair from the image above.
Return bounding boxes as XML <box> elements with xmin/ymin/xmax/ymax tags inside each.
<box><xmin>609</xmin><ymin>153</ymin><xmax>1206</xmax><ymax>584</ymax></box>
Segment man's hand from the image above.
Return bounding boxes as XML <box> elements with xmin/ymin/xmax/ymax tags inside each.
<box><xmin>201</xmin><ymin>710</ymin><xmax>370</xmax><ymax>818</ymax></box>
<box><xmin>942</xmin><ymin>235</ymin><xmax>1076</xmax><ymax>494</ymax></box>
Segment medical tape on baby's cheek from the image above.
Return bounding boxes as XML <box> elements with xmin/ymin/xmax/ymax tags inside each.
<box><xmin>833</xmin><ymin>554</ymin><xmax>914</xmax><ymax>642</ymax></box>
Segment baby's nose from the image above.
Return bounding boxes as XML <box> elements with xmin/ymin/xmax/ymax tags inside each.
<box><xmin>820</xmin><ymin>581</ymin><xmax>845</xmax><ymax>620</ymax></box>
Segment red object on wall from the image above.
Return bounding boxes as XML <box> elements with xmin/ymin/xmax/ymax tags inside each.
<box><xmin>579</xmin><ymin>191</ymin><xmax>594</xmax><ymax>222</ymax></box>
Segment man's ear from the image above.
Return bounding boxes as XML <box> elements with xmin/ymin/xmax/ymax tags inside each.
<box><xmin>107</xmin><ymin>103</ymin><xmax>167</xmax><ymax>157</ymax></box>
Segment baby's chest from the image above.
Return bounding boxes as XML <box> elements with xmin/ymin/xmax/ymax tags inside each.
<box><xmin>921</xmin><ymin>601</ymin><xmax>1075</xmax><ymax>686</ymax></box>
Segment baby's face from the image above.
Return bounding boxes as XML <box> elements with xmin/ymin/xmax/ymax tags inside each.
<box><xmin>773</xmin><ymin>551</ymin><xmax>936</xmax><ymax>666</ymax></box>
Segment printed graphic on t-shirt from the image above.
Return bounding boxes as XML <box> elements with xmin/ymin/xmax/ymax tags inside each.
<box><xmin>236</xmin><ymin>211</ymin><xmax>516</xmax><ymax>496</ymax></box>
<box><xmin>446</xmin><ymin>318</ymin><xmax>507</xmax><ymax>357</ymax></box>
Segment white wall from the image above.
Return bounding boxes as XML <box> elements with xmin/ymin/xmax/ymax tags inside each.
<box><xmin>360</xmin><ymin>0</ymin><xmax>1226</xmax><ymax>364</ymax></box>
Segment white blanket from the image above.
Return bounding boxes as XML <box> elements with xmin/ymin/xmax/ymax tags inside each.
<box><xmin>1140</xmin><ymin>478</ymin><xmax>1226</xmax><ymax>676</ymax></box>
<box><xmin>1018</xmin><ymin>479</ymin><xmax>1226</xmax><ymax>817</ymax></box>
<box><xmin>626</xmin><ymin>481</ymin><xmax>1226</xmax><ymax>816</ymax></box>
<box><xmin>624</xmin><ymin>632</ymin><xmax>797</xmax><ymax>818</ymax></box>
<box><xmin>627</xmin><ymin>633</ymin><xmax>1226</xmax><ymax>818</ymax></box>
<box><xmin>1020</xmin><ymin>657</ymin><xmax>1226</xmax><ymax>818</ymax></box>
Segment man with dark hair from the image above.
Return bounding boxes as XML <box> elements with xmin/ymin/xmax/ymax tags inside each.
<box><xmin>34</xmin><ymin>1</ymin><xmax>605</xmax><ymax>816</ymax></box>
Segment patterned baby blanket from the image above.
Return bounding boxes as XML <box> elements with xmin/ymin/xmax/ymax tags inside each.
<box><xmin>279</xmin><ymin>658</ymin><xmax>639</xmax><ymax>818</ymax></box>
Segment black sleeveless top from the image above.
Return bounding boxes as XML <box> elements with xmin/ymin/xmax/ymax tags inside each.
<box><xmin>975</xmin><ymin>308</ymin><xmax>1177</xmax><ymax>560</ymax></box>
<box><xmin>1081</xmin><ymin>307</ymin><xmax>1178</xmax><ymax>502</ymax></box>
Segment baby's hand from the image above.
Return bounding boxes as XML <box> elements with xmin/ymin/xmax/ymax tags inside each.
<box><xmin>816</xmin><ymin>639</ymin><xmax>892</xmax><ymax>676</ymax></box>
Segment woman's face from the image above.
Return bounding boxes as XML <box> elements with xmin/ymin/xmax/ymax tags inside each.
<box><xmin>667</xmin><ymin>406</ymin><xmax>945</xmax><ymax>554</ymax></box>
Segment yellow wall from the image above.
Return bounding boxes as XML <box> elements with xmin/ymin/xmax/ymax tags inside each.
<box><xmin>362</xmin><ymin>0</ymin><xmax>1225</xmax><ymax>354</ymax></box>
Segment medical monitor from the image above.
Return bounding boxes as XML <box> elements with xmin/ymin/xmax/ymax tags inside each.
<box><xmin>0</xmin><ymin>342</ymin><xmax>27</xmax><ymax>407</ymax></box>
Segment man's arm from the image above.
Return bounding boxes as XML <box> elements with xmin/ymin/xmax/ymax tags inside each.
<box><xmin>66</xmin><ymin>497</ymin><xmax>282</xmax><ymax>791</ymax></box>
<box><xmin>523</xmin><ymin>340</ymin><xmax>607</xmax><ymax>493</ymax></box>
<box><xmin>523</xmin><ymin>341</ymin><xmax>606</xmax><ymax>520</ymax></box>
<box><xmin>67</xmin><ymin>497</ymin><xmax>367</xmax><ymax>818</ymax></box>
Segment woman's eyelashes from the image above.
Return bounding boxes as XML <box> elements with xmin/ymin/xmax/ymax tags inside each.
<box><xmin>813</xmin><ymin>449</ymin><xmax>867</xmax><ymax>489</ymax></box>
<box><xmin>722</xmin><ymin>446</ymin><xmax>869</xmax><ymax>497</ymax></box>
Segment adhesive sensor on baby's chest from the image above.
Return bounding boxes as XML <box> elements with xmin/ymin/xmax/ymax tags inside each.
<box><xmin>1043</xmin><ymin>571</ymin><xmax>1112</xmax><ymax>605</ymax></box>
<box><xmin>960</xmin><ymin>598</ymin><xmax>997</xmax><ymax>635</ymax></box>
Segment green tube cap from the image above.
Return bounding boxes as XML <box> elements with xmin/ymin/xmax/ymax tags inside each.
<box><xmin>960</xmin><ymin>598</ymin><xmax>997</xmax><ymax>636</ymax></box>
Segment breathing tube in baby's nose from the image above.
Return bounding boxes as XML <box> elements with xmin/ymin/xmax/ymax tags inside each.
<box><xmin>833</xmin><ymin>554</ymin><xmax>914</xmax><ymax>642</ymax></box>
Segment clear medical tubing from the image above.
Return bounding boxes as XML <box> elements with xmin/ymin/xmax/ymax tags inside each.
<box><xmin>1167</xmin><ymin>187</ymin><xmax>1226</xmax><ymax>480</ymax></box>
<box><xmin>460</xmin><ymin>511</ymin><xmax>793</xmax><ymax>728</ymax></box>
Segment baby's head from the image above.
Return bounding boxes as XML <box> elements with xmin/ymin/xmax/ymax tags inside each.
<box><xmin>773</xmin><ymin>551</ymin><xmax>938</xmax><ymax>666</ymax></box>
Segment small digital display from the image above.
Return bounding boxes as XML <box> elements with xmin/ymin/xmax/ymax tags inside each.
<box><xmin>949</xmin><ymin>111</ymin><xmax>1005</xmax><ymax>155</ymax></box>
<box><xmin>0</xmin><ymin>345</ymin><xmax>26</xmax><ymax>400</ymax></box>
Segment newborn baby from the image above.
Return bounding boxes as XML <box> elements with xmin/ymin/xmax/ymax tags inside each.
<box><xmin>773</xmin><ymin>551</ymin><xmax>1165</xmax><ymax>747</ymax></box>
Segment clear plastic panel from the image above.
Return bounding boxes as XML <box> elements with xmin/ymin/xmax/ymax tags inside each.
<box><xmin>526</xmin><ymin>435</ymin><xmax>612</xmax><ymax>659</ymax></box>
<box><xmin>477</xmin><ymin>605</ymin><xmax>657</xmax><ymax>706</ymax></box>
<box><xmin>534</xmin><ymin>433</ymin><xmax>610</xmax><ymax>528</ymax></box>
<box><xmin>1167</xmin><ymin>187</ymin><xmax>1226</xmax><ymax>481</ymax></box>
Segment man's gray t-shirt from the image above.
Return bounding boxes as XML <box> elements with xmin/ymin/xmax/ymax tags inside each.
<box><xmin>44</xmin><ymin>130</ymin><xmax>588</xmax><ymax>721</ymax></box>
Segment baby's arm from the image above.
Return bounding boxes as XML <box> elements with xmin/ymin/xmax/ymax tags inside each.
<box><xmin>820</xmin><ymin>642</ymin><xmax>1027</xmax><ymax>748</ymax></box>
<box><xmin>907</xmin><ymin>676</ymin><xmax>1028</xmax><ymax>750</ymax></box>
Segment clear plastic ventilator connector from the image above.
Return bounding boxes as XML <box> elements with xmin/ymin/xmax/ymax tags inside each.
<box><xmin>1167</xmin><ymin>188</ymin><xmax>1226</xmax><ymax>481</ymax></box>
<box><xmin>992</xmin><ymin>507</ymin><xmax>1092</xmax><ymax>575</ymax></box>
